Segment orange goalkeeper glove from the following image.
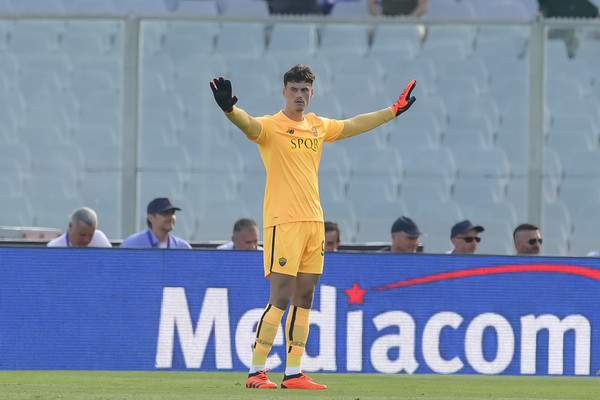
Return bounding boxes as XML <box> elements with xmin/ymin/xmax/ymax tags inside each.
<box><xmin>392</xmin><ymin>79</ymin><xmax>416</xmax><ymax>116</ymax></box>
<box><xmin>210</xmin><ymin>77</ymin><xmax>238</xmax><ymax>113</ymax></box>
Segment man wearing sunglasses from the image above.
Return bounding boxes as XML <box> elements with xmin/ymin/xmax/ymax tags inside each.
<box><xmin>449</xmin><ymin>220</ymin><xmax>484</xmax><ymax>254</ymax></box>
<box><xmin>513</xmin><ymin>223</ymin><xmax>543</xmax><ymax>255</ymax></box>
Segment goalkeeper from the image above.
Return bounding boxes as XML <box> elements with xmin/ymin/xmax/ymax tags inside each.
<box><xmin>210</xmin><ymin>64</ymin><xmax>416</xmax><ymax>390</ymax></box>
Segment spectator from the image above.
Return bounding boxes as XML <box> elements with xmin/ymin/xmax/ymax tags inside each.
<box><xmin>538</xmin><ymin>0</ymin><xmax>599</xmax><ymax>18</ymax></box>
<box><xmin>449</xmin><ymin>220</ymin><xmax>484</xmax><ymax>254</ymax></box>
<box><xmin>537</xmin><ymin>0</ymin><xmax>600</xmax><ymax>57</ymax></box>
<box><xmin>586</xmin><ymin>249</ymin><xmax>600</xmax><ymax>257</ymax></box>
<box><xmin>368</xmin><ymin>0</ymin><xmax>429</xmax><ymax>17</ymax></box>
<box><xmin>513</xmin><ymin>223</ymin><xmax>542</xmax><ymax>255</ymax></box>
<box><xmin>217</xmin><ymin>218</ymin><xmax>263</xmax><ymax>250</ymax></box>
<box><xmin>324</xmin><ymin>220</ymin><xmax>341</xmax><ymax>252</ymax></box>
<box><xmin>120</xmin><ymin>198</ymin><xmax>191</xmax><ymax>249</ymax></box>
<box><xmin>47</xmin><ymin>207</ymin><xmax>112</xmax><ymax>247</ymax></box>
<box><xmin>210</xmin><ymin>65</ymin><xmax>415</xmax><ymax>389</ymax></box>
<box><xmin>379</xmin><ymin>216</ymin><xmax>422</xmax><ymax>253</ymax></box>
<box><xmin>268</xmin><ymin>0</ymin><xmax>324</xmax><ymax>14</ymax></box>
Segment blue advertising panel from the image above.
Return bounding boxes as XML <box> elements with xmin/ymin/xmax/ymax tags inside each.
<box><xmin>1</xmin><ymin>247</ymin><xmax>599</xmax><ymax>376</ymax></box>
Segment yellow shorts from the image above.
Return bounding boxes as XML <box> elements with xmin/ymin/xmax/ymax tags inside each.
<box><xmin>263</xmin><ymin>221</ymin><xmax>325</xmax><ymax>278</ymax></box>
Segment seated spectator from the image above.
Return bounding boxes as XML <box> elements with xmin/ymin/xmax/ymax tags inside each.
<box><xmin>268</xmin><ymin>0</ymin><xmax>324</xmax><ymax>14</ymax></box>
<box><xmin>537</xmin><ymin>0</ymin><xmax>600</xmax><ymax>57</ymax></box>
<box><xmin>513</xmin><ymin>223</ymin><xmax>542</xmax><ymax>255</ymax></box>
<box><xmin>120</xmin><ymin>198</ymin><xmax>191</xmax><ymax>249</ymax></box>
<box><xmin>47</xmin><ymin>207</ymin><xmax>112</xmax><ymax>247</ymax></box>
<box><xmin>324</xmin><ymin>220</ymin><xmax>341</xmax><ymax>252</ymax></box>
<box><xmin>217</xmin><ymin>218</ymin><xmax>263</xmax><ymax>250</ymax></box>
<box><xmin>380</xmin><ymin>216</ymin><xmax>423</xmax><ymax>253</ymax></box>
<box><xmin>368</xmin><ymin>0</ymin><xmax>429</xmax><ymax>17</ymax></box>
<box><xmin>449</xmin><ymin>220</ymin><xmax>484</xmax><ymax>254</ymax></box>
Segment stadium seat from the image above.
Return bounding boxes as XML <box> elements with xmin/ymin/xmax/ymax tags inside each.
<box><xmin>220</xmin><ymin>0</ymin><xmax>269</xmax><ymax>16</ymax></box>
<box><xmin>423</xmin><ymin>0</ymin><xmax>476</xmax><ymax>18</ymax></box>
<box><xmin>31</xmin><ymin>194</ymin><xmax>84</xmax><ymax>229</ymax></box>
<box><xmin>160</xmin><ymin>31</ymin><xmax>216</xmax><ymax>62</ymax></box>
<box><xmin>419</xmin><ymin>41</ymin><xmax>470</xmax><ymax>72</ymax></box>
<box><xmin>543</xmin><ymin>200</ymin><xmax>572</xmax><ymax>236</ymax></box>
<box><xmin>453</xmin><ymin>147</ymin><xmax>511</xmax><ymax>182</ymax></box>
<box><xmin>195</xmin><ymin>198</ymin><xmax>253</xmax><ymax>241</ymax></box>
<box><xmin>320</xmin><ymin>145</ymin><xmax>352</xmax><ymax>179</ymax></box>
<box><xmin>122</xmin><ymin>0</ymin><xmax>170</xmax><ymax>14</ymax></box>
<box><xmin>318</xmin><ymin>24</ymin><xmax>369</xmax><ymax>56</ymax></box>
<box><xmin>137</xmin><ymin>171</ymin><xmax>186</xmax><ymax>216</ymax></box>
<box><xmin>400</xmin><ymin>177</ymin><xmax>451</xmax><ymax>216</ymax></box>
<box><xmin>352</xmin><ymin>145</ymin><xmax>404</xmax><ymax>184</ymax></box>
<box><xmin>321</xmin><ymin>198</ymin><xmax>359</xmax><ymax>241</ymax></box>
<box><xmin>191</xmin><ymin>143</ymin><xmax>245</xmax><ymax>177</ymax></box>
<box><xmin>214</xmin><ymin>22</ymin><xmax>265</xmax><ymax>58</ymax></box>
<box><xmin>12</xmin><ymin>0</ymin><xmax>65</xmax><ymax>14</ymax></box>
<box><xmin>61</xmin><ymin>0</ymin><xmax>122</xmax><ymax>13</ymax></box>
<box><xmin>0</xmin><ymin>194</ymin><xmax>35</xmax><ymax>226</ymax></box>
<box><xmin>568</xmin><ymin>221</ymin><xmax>600</xmax><ymax>256</ymax></box>
<box><xmin>562</xmin><ymin>150</ymin><xmax>600</xmax><ymax>179</ymax></box>
<box><xmin>468</xmin><ymin>0</ymin><xmax>532</xmax><ymax>19</ymax></box>
<box><xmin>470</xmin><ymin>201</ymin><xmax>519</xmax><ymax>230</ymax></box>
<box><xmin>266</xmin><ymin>23</ymin><xmax>319</xmax><ymax>58</ymax></box>
<box><xmin>174</xmin><ymin>0</ymin><xmax>219</xmax><ymax>15</ymax></box>
<box><xmin>558</xmin><ymin>178</ymin><xmax>600</xmax><ymax>217</ymax></box>
<box><xmin>347</xmin><ymin>175</ymin><xmax>398</xmax><ymax>205</ymax></box>
<box><xmin>403</xmin><ymin>148</ymin><xmax>457</xmax><ymax>184</ymax></box>
<box><xmin>452</xmin><ymin>178</ymin><xmax>504</xmax><ymax>208</ymax></box>
<box><xmin>370</xmin><ymin>25</ymin><xmax>420</xmax><ymax>58</ymax></box>
<box><xmin>443</xmin><ymin>127</ymin><xmax>494</xmax><ymax>153</ymax></box>
<box><xmin>354</xmin><ymin>204</ymin><xmax>411</xmax><ymax>244</ymax></box>
<box><xmin>139</xmin><ymin>143</ymin><xmax>191</xmax><ymax>173</ymax></box>
<box><xmin>475</xmin><ymin>221</ymin><xmax>514</xmax><ymax>255</ymax></box>
<box><xmin>547</xmin><ymin>129</ymin><xmax>596</xmax><ymax>166</ymax></box>
<box><xmin>427</xmin><ymin>25</ymin><xmax>477</xmax><ymax>48</ymax></box>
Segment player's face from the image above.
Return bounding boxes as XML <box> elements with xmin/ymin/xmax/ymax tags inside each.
<box><xmin>68</xmin><ymin>221</ymin><xmax>95</xmax><ymax>246</ymax></box>
<box><xmin>283</xmin><ymin>81</ymin><xmax>313</xmax><ymax>112</ymax></box>
<box><xmin>451</xmin><ymin>229</ymin><xmax>480</xmax><ymax>254</ymax></box>
<box><xmin>391</xmin><ymin>231</ymin><xmax>419</xmax><ymax>253</ymax></box>
<box><xmin>515</xmin><ymin>229</ymin><xmax>542</xmax><ymax>254</ymax></box>
<box><xmin>149</xmin><ymin>209</ymin><xmax>176</xmax><ymax>233</ymax></box>
<box><xmin>324</xmin><ymin>230</ymin><xmax>340</xmax><ymax>252</ymax></box>
<box><xmin>232</xmin><ymin>227</ymin><xmax>259</xmax><ymax>250</ymax></box>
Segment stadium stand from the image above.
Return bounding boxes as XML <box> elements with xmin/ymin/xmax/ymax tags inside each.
<box><xmin>0</xmin><ymin>1</ymin><xmax>598</xmax><ymax>257</ymax></box>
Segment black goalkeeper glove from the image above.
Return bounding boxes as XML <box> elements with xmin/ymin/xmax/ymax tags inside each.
<box><xmin>392</xmin><ymin>79</ymin><xmax>416</xmax><ymax>116</ymax></box>
<box><xmin>210</xmin><ymin>77</ymin><xmax>238</xmax><ymax>113</ymax></box>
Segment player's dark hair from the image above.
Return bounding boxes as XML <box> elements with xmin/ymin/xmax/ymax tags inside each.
<box><xmin>513</xmin><ymin>223</ymin><xmax>539</xmax><ymax>240</ymax></box>
<box><xmin>283</xmin><ymin>64</ymin><xmax>315</xmax><ymax>86</ymax></box>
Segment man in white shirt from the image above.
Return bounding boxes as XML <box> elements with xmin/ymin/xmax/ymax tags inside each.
<box><xmin>217</xmin><ymin>218</ymin><xmax>263</xmax><ymax>250</ymax></box>
<box><xmin>47</xmin><ymin>207</ymin><xmax>112</xmax><ymax>247</ymax></box>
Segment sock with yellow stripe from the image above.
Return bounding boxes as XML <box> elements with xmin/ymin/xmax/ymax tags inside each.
<box><xmin>249</xmin><ymin>304</ymin><xmax>285</xmax><ymax>373</ymax></box>
<box><xmin>285</xmin><ymin>305</ymin><xmax>310</xmax><ymax>376</ymax></box>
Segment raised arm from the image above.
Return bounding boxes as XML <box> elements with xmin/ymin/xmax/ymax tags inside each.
<box><xmin>338</xmin><ymin>79</ymin><xmax>416</xmax><ymax>140</ymax></box>
<box><xmin>210</xmin><ymin>77</ymin><xmax>261</xmax><ymax>139</ymax></box>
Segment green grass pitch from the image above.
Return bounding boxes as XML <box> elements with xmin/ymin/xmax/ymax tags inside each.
<box><xmin>0</xmin><ymin>371</ymin><xmax>598</xmax><ymax>400</ymax></box>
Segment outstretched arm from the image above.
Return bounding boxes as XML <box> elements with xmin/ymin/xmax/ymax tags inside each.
<box><xmin>210</xmin><ymin>77</ymin><xmax>261</xmax><ymax>139</ymax></box>
<box><xmin>338</xmin><ymin>79</ymin><xmax>416</xmax><ymax>140</ymax></box>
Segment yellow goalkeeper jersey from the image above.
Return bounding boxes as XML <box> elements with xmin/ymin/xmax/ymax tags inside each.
<box><xmin>251</xmin><ymin>110</ymin><xmax>344</xmax><ymax>228</ymax></box>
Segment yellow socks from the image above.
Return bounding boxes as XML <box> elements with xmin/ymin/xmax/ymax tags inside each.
<box><xmin>285</xmin><ymin>305</ymin><xmax>310</xmax><ymax>370</ymax></box>
<box><xmin>251</xmin><ymin>304</ymin><xmax>285</xmax><ymax>367</ymax></box>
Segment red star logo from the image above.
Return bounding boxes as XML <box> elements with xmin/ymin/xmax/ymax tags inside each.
<box><xmin>346</xmin><ymin>282</ymin><xmax>367</xmax><ymax>305</ymax></box>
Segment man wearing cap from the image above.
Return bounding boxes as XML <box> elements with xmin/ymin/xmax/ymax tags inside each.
<box><xmin>449</xmin><ymin>220</ymin><xmax>484</xmax><ymax>254</ymax></box>
<box><xmin>380</xmin><ymin>216</ymin><xmax>423</xmax><ymax>253</ymax></box>
<box><xmin>120</xmin><ymin>198</ymin><xmax>191</xmax><ymax>249</ymax></box>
